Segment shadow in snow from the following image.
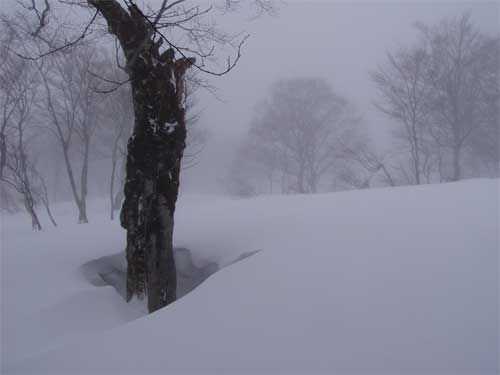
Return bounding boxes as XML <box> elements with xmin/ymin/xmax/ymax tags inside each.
<box><xmin>80</xmin><ymin>248</ymin><xmax>260</xmax><ymax>300</ymax></box>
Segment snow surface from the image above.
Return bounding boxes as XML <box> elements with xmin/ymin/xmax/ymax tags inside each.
<box><xmin>2</xmin><ymin>179</ymin><xmax>499</xmax><ymax>374</ymax></box>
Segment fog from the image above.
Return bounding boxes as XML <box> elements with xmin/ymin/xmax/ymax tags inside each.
<box><xmin>183</xmin><ymin>0</ymin><xmax>499</xmax><ymax>192</ymax></box>
<box><xmin>2</xmin><ymin>1</ymin><xmax>499</xmax><ymax>373</ymax></box>
<box><xmin>1</xmin><ymin>0</ymin><xmax>497</xmax><ymax>202</ymax></box>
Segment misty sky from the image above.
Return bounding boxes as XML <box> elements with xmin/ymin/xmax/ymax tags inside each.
<box><xmin>2</xmin><ymin>0</ymin><xmax>497</xmax><ymax>193</ymax></box>
<box><xmin>183</xmin><ymin>0</ymin><xmax>499</xmax><ymax>192</ymax></box>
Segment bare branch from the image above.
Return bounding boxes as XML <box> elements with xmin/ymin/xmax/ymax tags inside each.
<box><xmin>11</xmin><ymin>9</ymin><xmax>99</xmax><ymax>60</ymax></box>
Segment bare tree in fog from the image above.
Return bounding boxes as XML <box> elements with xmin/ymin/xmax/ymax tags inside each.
<box><xmin>8</xmin><ymin>0</ymin><xmax>273</xmax><ymax>312</ymax></box>
<box><xmin>466</xmin><ymin>39</ymin><xmax>500</xmax><ymax>177</ymax></box>
<box><xmin>238</xmin><ymin>78</ymin><xmax>360</xmax><ymax>194</ymax></box>
<box><xmin>371</xmin><ymin>46</ymin><xmax>432</xmax><ymax>185</ymax></box>
<box><xmin>371</xmin><ymin>13</ymin><xmax>499</xmax><ymax>183</ymax></box>
<box><xmin>3</xmin><ymin>148</ymin><xmax>45</xmax><ymax>230</ymax></box>
<box><xmin>94</xmin><ymin>55</ymin><xmax>134</xmax><ymax>220</ymax></box>
<box><xmin>0</xmin><ymin>25</ymin><xmax>27</xmax><ymax>180</ymax></box>
<box><xmin>420</xmin><ymin>13</ymin><xmax>499</xmax><ymax>181</ymax></box>
<box><xmin>0</xmin><ymin>26</ymin><xmax>57</xmax><ymax>228</ymax></box>
<box><xmin>0</xmin><ymin>56</ymin><xmax>43</xmax><ymax>229</ymax></box>
<box><xmin>101</xmin><ymin>83</ymin><xmax>132</xmax><ymax>220</ymax></box>
<box><xmin>39</xmin><ymin>46</ymin><xmax>101</xmax><ymax>224</ymax></box>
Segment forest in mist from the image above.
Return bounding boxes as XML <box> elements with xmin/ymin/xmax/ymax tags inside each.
<box><xmin>1</xmin><ymin>1</ymin><xmax>499</xmax><ymax>373</ymax></box>
<box><xmin>1</xmin><ymin>1</ymin><xmax>498</xmax><ymax>229</ymax></box>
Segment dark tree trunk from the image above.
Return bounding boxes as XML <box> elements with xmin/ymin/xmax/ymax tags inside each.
<box><xmin>120</xmin><ymin>54</ymin><xmax>189</xmax><ymax>311</ymax></box>
<box><xmin>90</xmin><ymin>0</ymin><xmax>194</xmax><ymax>313</ymax></box>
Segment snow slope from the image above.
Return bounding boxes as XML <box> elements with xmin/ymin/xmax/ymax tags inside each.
<box><xmin>2</xmin><ymin>179</ymin><xmax>499</xmax><ymax>374</ymax></box>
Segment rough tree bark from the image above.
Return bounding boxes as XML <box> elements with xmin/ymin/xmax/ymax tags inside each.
<box><xmin>89</xmin><ymin>0</ymin><xmax>194</xmax><ymax>313</ymax></box>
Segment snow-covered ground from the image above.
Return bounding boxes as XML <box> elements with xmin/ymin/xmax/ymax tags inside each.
<box><xmin>2</xmin><ymin>179</ymin><xmax>499</xmax><ymax>374</ymax></box>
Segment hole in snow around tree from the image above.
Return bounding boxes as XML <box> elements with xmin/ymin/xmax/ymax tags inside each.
<box><xmin>80</xmin><ymin>248</ymin><xmax>261</xmax><ymax>300</ymax></box>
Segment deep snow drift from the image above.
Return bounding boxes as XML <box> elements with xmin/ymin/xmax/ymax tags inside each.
<box><xmin>2</xmin><ymin>179</ymin><xmax>499</xmax><ymax>374</ymax></box>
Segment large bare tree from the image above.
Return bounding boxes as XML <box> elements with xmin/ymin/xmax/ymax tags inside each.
<box><xmin>241</xmin><ymin>78</ymin><xmax>360</xmax><ymax>194</ymax></box>
<box><xmin>421</xmin><ymin>13</ymin><xmax>499</xmax><ymax>181</ymax></box>
<box><xmin>0</xmin><ymin>25</ymin><xmax>34</xmax><ymax>180</ymax></box>
<box><xmin>371</xmin><ymin>45</ymin><xmax>432</xmax><ymax>185</ymax></box>
<box><xmin>38</xmin><ymin>46</ymin><xmax>101</xmax><ymax>223</ymax></box>
<box><xmin>371</xmin><ymin>13</ymin><xmax>499</xmax><ymax>184</ymax></box>
<box><xmin>8</xmin><ymin>0</ymin><xmax>273</xmax><ymax>312</ymax></box>
<box><xmin>94</xmin><ymin>59</ymin><xmax>134</xmax><ymax>220</ymax></box>
<box><xmin>0</xmin><ymin>53</ymin><xmax>46</xmax><ymax>229</ymax></box>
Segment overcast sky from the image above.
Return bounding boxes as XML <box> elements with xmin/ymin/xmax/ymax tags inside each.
<box><xmin>182</xmin><ymin>0</ymin><xmax>499</xmax><ymax>193</ymax></box>
<box><xmin>4</xmin><ymin>0</ymin><xmax>497</xmax><ymax>194</ymax></box>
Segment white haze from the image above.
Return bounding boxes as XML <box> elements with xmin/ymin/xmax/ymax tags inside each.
<box><xmin>1</xmin><ymin>1</ymin><xmax>499</xmax><ymax>373</ymax></box>
<box><xmin>2</xmin><ymin>0</ymin><xmax>496</xmax><ymax>196</ymax></box>
<box><xmin>182</xmin><ymin>0</ymin><xmax>499</xmax><ymax>193</ymax></box>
